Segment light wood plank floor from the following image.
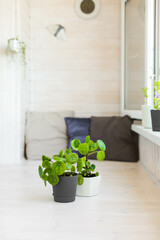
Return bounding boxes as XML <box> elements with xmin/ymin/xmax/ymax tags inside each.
<box><xmin>1</xmin><ymin>160</ymin><xmax>160</xmax><ymax>240</ymax></box>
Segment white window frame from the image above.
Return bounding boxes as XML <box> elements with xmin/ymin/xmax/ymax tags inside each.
<box><xmin>121</xmin><ymin>0</ymin><xmax>155</xmax><ymax>119</ymax></box>
<box><xmin>155</xmin><ymin>0</ymin><xmax>160</xmax><ymax>81</ymax></box>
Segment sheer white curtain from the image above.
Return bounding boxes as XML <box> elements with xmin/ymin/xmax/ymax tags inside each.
<box><xmin>0</xmin><ymin>0</ymin><xmax>21</xmax><ymax>164</ymax></box>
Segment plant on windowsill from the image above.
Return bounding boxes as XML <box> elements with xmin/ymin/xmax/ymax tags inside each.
<box><xmin>38</xmin><ymin>149</ymin><xmax>79</xmax><ymax>203</ymax></box>
<box><xmin>151</xmin><ymin>79</ymin><xmax>160</xmax><ymax>131</ymax></box>
<box><xmin>71</xmin><ymin>135</ymin><xmax>106</xmax><ymax>197</ymax></box>
<box><xmin>6</xmin><ymin>37</ymin><xmax>26</xmax><ymax>65</ymax></box>
<box><xmin>141</xmin><ymin>87</ymin><xmax>152</xmax><ymax>129</ymax></box>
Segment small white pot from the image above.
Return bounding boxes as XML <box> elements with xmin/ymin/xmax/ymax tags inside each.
<box><xmin>76</xmin><ymin>175</ymin><xmax>101</xmax><ymax>197</ymax></box>
<box><xmin>8</xmin><ymin>39</ymin><xmax>19</xmax><ymax>53</ymax></box>
<box><xmin>142</xmin><ymin>105</ymin><xmax>152</xmax><ymax>129</ymax></box>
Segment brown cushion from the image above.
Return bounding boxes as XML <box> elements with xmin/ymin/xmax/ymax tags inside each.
<box><xmin>90</xmin><ymin>115</ymin><xmax>139</xmax><ymax>162</ymax></box>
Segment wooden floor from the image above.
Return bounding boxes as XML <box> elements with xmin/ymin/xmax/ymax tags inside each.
<box><xmin>1</xmin><ymin>160</ymin><xmax>160</xmax><ymax>240</ymax></box>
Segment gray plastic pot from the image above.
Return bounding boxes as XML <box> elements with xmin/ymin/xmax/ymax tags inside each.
<box><xmin>52</xmin><ymin>174</ymin><xmax>78</xmax><ymax>203</ymax></box>
<box><xmin>151</xmin><ymin>110</ymin><xmax>160</xmax><ymax>131</ymax></box>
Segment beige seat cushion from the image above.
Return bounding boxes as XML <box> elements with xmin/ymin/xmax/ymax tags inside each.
<box><xmin>25</xmin><ymin>111</ymin><xmax>74</xmax><ymax>160</ymax></box>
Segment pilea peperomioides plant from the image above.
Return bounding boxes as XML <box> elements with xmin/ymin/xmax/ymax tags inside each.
<box><xmin>38</xmin><ymin>148</ymin><xmax>79</xmax><ymax>186</ymax></box>
<box><xmin>71</xmin><ymin>135</ymin><xmax>106</xmax><ymax>185</ymax></box>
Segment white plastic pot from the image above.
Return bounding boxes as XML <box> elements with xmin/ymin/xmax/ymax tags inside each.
<box><xmin>76</xmin><ymin>175</ymin><xmax>101</xmax><ymax>197</ymax></box>
<box><xmin>142</xmin><ymin>105</ymin><xmax>152</xmax><ymax>129</ymax></box>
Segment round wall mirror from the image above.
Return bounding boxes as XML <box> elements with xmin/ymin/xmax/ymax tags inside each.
<box><xmin>75</xmin><ymin>0</ymin><xmax>100</xmax><ymax>19</ymax></box>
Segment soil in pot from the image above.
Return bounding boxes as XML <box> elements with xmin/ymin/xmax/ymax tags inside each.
<box><xmin>151</xmin><ymin>110</ymin><xmax>160</xmax><ymax>131</ymax></box>
<box><xmin>52</xmin><ymin>173</ymin><xmax>78</xmax><ymax>203</ymax></box>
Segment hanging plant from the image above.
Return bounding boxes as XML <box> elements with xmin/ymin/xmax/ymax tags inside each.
<box><xmin>6</xmin><ymin>37</ymin><xmax>26</xmax><ymax>65</ymax></box>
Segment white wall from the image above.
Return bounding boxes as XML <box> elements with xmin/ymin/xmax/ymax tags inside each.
<box><xmin>0</xmin><ymin>0</ymin><xmax>31</xmax><ymax>163</ymax></box>
<box><xmin>31</xmin><ymin>0</ymin><xmax>121</xmax><ymax>117</ymax></box>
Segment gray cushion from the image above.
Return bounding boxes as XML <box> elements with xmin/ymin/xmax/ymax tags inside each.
<box><xmin>25</xmin><ymin>111</ymin><xmax>74</xmax><ymax>160</ymax></box>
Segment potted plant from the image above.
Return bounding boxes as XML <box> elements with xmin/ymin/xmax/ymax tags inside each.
<box><xmin>71</xmin><ymin>135</ymin><xmax>106</xmax><ymax>197</ymax></box>
<box><xmin>38</xmin><ymin>149</ymin><xmax>79</xmax><ymax>203</ymax></box>
<box><xmin>151</xmin><ymin>79</ymin><xmax>160</xmax><ymax>131</ymax></box>
<box><xmin>141</xmin><ymin>87</ymin><xmax>152</xmax><ymax>129</ymax></box>
<box><xmin>6</xmin><ymin>37</ymin><xmax>26</xmax><ymax>65</ymax></box>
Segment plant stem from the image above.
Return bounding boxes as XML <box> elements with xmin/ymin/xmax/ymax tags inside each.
<box><xmin>87</xmin><ymin>151</ymin><xmax>99</xmax><ymax>157</ymax></box>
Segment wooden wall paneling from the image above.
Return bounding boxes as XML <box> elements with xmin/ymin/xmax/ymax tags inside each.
<box><xmin>31</xmin><ymin>0</ymin><xmax>121</xmax><ymax>116</ymax></box>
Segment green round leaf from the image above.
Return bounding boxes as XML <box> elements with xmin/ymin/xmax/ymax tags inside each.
<box><xmin>97</xmin><ymin>151</ymin><xmax>105</xmax><ymax>161</ymax></box>
<box><xmin>42</xmin><ymin>173</ymin><xmax>48</xmax><ymax>181</ymax></box>
<box><xmin>66</xmin><ymin>162</ymin><xmax>72</xmax><ymax>170</ymax></box>
<box><xmin>42</xmin><ymin>160</ymin><xmax>50</xmax><ymax>168</ymax></box>
<box><xmin>77</xmin><ymin>159</ymin><xmax>83</xmax><ymax>172</ymax></box>
<box><xmin>71</xmin><ymin>165</ymin><xmax>76</xmax><ymax>173</ymax></box>
<box><xmin>42</xmin><ymin>155</ymin><xmax>51</xmax><ymax>161</ymax></box>
<box><xmin>59</xmin><ymin>150</ymin><xmax>63</xmax><ymax>157</ymax></box>
<box><xmin>78</xmin><ymin>175</ymin><xmax>84</xmax><ymax>185</ymax></box>
<box><xmin>90</xmin><ymin>164</ymin><xmax>96</xmax><ymax>171</ymax></box>
<box><xmin>38</xmin><ymin>165</ymin><xmax>43</xmax><ymax>178</ymax></box>
<box><xmin>64</xmin><ymin>148</ymin><xmax>71</xmax><ymax>157</ymax></box>
<box><xmin>86</xmin><ymin>161</ymin><xmax>91</xmax><ymax>168</ymax></box>
<box><xmin>97</xmin><ymin>140</ymin><xmax>106</xmax><ymax>151</ymax></box>
<box><xmin>71</xmin><ymin>139</ymin><xmax>81</xmax><ymax>150</ymax></box>
<box><xmin>95</xmin><ymin>172</ymin><xmax>99</xmax><ymax>176</ymax></box>
<box><xmin>89</xmin><ymin>140</ymin><xmax>93</xmax><ymax>145</ymax></box>
<box><xmin>43</xmin><ymin>167</ymin><xmax>52</xmax><ymax>175</ymax></box>
<box><xmin>52</xmin><ymin>161</ymin><xmax>66</xmax><ymax>175</ymax></box>
<box><xmin>81</xmin><ymin>157</ymin><xmax>86</xmax><ymax>167</ymax></box>
<box><xmin>78</xmin><ymin>143</ymin><xmax>89</xmax><ymax>155</ymax></box>
<box><xmin>53</xmin><ymin>155</ymin><xmax>66</xmax><ymax>162</ymax></box>
<box><xmin>89</xmin><ymin>142</ymin><xmax>98</xmax><ymax>151</ymax></box>
<box><xmin>47</xmin><ymin>174</ymin><xmax>59</xmax><ymax>186</ymax></box>
<box><xmin>85</xmin><ymin>135</ymin><xmax>90</xmax><ymax>143</ymax></box>
<box><xmin>66</xmin><ymin>153</ymin><xmax>78</xmax><ymax>164</ymax></box>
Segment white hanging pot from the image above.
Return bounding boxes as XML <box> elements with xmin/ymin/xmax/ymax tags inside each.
<box><xmin>142</xmin><ymin>105</ymin><xmax>152</xmax><ymax>129</ymax></box>
<box><xmin>76</xmin><ymin>175</ymin><xmax>101</xmax><ymax>197</ymax></box>
<box><xmin>8</xmin><ymin>39</ymin><xmax>19</xmax><ymax>53</ymax></box>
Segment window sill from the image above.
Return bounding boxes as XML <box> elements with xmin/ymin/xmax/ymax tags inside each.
<box><xmin>132</xmin><ymin>124</ymin><xmax>160</xmax><ymax>147</ymax></box>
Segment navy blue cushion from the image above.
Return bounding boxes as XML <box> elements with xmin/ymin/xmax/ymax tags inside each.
<box><xmin>65</xmin><ymin>117</ymin><xmax>90</xmax><ymax>157</ymax></box>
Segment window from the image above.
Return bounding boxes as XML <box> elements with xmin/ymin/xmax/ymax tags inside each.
<box><xmin>121</xmin><ymin>0</ymin><xmax>155</xmax><ymax>119</ymax></box>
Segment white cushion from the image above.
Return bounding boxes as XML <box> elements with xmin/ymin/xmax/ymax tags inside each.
<box><xmin>25</xmin><ymin>111</ymin><xmax>74</xmax><ymax>160</ymax></box>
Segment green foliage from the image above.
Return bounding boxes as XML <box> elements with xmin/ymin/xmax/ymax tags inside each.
<box><xmin>66</xmin><ymin>153</ymin><xmax>78</xmax><ymax>164</ymax></box>
<box><xmin>6</xmin><ymin>37</ymin><xmax>27</xmax><ymax>65</ymax></box>
<box><xmin>78</xmin><ymin>175</ymin><xmax>84</xmax><ymax>185</ymax></box>
<box><xmin>89</xmin><ymin>142</ymin><xmax>98</xmax><ymax>151</ymax></box>
<box><xmin>90</xmin><ymin>164</ymin><xmax>96</xmax><ymax>171</ymax></box>
<box><xmin>71</xmin><ymin>139</ymin><xmax>81</xmax><ymax>150</ymax></box>
<box><xmin>142</xmin><ymin>87</ymin><xmax>148</xmax><ymax>99</ymax></box>
<box><xmin>53</xmin><ymin>155</ymin><xmax>66</xmax><ymax>161</ymax></box>
<box><xmin>78</xmin><ymin>143</ymin><xmax>89</xmax><ymax>155</ymax></box>
<box><xmin>48</xmin><ymin>174</ymin><xmax>59</xmax><ymax>186</ymax></box>
<box><xmin>42</xmin><ymin>160</ymin><xmax>51</xmax><ymax>168</ymax></box>
<box><xmin>154</xmin><ymin>97</ymin><xmax>160</xmax><ymax>110</ymax></box>
<box><xmin>70</xmin><ymin>135</ymin><xmax>106</xmax><ymax>180</ymax></box>
<box><xmin>38</xmin><ymin>136</ymin><xmax>106</xmax><ymax>187</ymax></box>
<box><xmin>64</xmin><ymin>148</ymin><xmax>71</xmax><ymax>157</ymax></box>
<box><xmin>59</xmin><ymin>150</ymin><xmax>63</xmax><ymax>157</ymax></box>
<box><xmin>52</xmin><ymin>161</ymin><xmax>66</xmax><ymax>175</ymax></box>
<box><xmin>97</xmin><ymin>151</ymin><xmax>105</xmax><ymax>161</ymax></box>
<box><xmin>42</xmin><ymin>155</ymin><xmax>51</xmax><ymax>161</ymax></box>
<box><xmin>77</xmin><ymin>159</ymin><xmax>83</xmax><ymax>172</ymax></box>
<box><xmin>71</xmin><ymin>165</ymin><xmax>76</xmax><ymax>173</ymax></box>
<box><xmin>38</xmin><ymin>149</ymin><xmax>79</xmax><ymax>187</ymax></box>
<box><xmin>85</xmin><ymin>135</ymin><xmax>90</xmax><ymax>143</ymax></box>
<box><xmin>154</xmin><ymin>80</ymin><xmax>160</xmax><ymax>110</ymax></box>
<box><xmin>38</xmin><ymin>166</ymin><xmax>43</xmax><ymax>178</ymax></box>
<box><xmin>66</xmin><ymin>162</ymin><xmax>72</xmax><ymax>170</ymax></box>
<box><xmin>97</xmin><ymin>140</ymin><xmax>106</xmax><ymax>151</ymax></box>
